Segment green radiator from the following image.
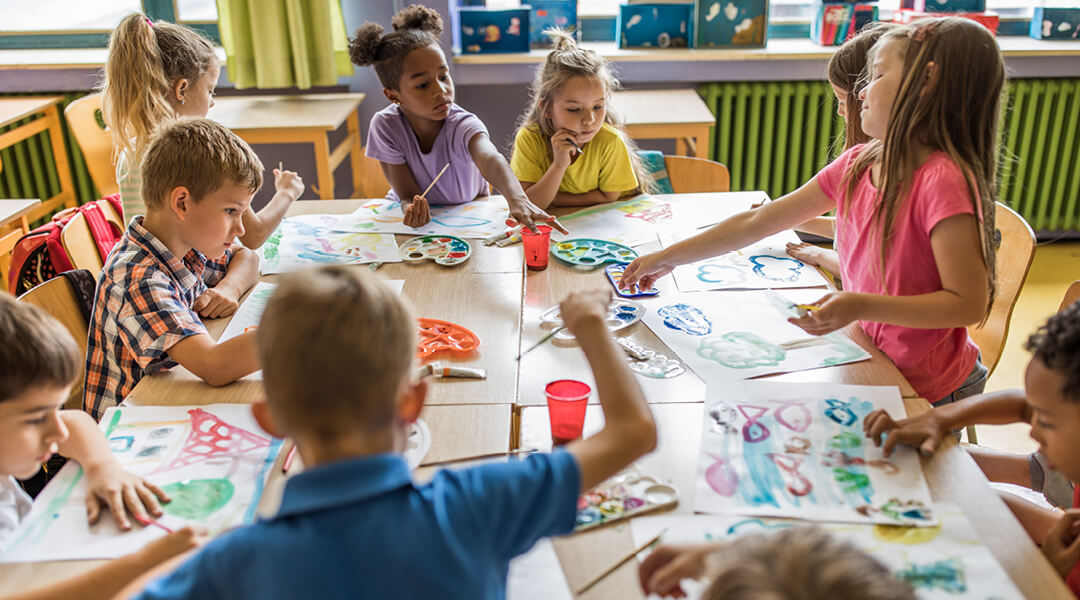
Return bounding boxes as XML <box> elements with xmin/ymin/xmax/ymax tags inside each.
<box><xmin>0</xmin><ymin>92</ymin><xmax>99</xmax><ymax>225</ymax></box>
<box><xmin>698</xmin><ymin>78</ymin><xmax>1080</xmax><ymax>233</ymax></box>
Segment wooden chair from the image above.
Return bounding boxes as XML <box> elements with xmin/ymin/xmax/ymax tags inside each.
<box><xmin>19</xmin><ymin>276</ymin><xmax>90</xmax><ymax>410</ymax></box>
<box><xmin>663</xmin><ymin>155</ymin><xmax>731</xmax><ymax>194</ymax></box>
<box><xmin>965</xmin><ymin>202</ymin><xmax>1036</xmax><ymax>443</ymax></box>
<box><xmin>358</xmin><ymin>147</ymin><xmax>390</xmax><ymax>198</ymax></box>
<box><xmin>61</xmin><ymin>211</ymin><xmax>106</xmax><ymax>277</ymax></box>
<box><xmin>64</xmin><ymin>93</ymin><xmax>119</xmax><ymax>196</ymax></box>
<box><xmin>0</xmin><ymin>228</ymin><xmax>21</xmax><ymax>294</ymax></box>
<box><xmin>1060</xmin><ymin>280</ymin><xmax>1080</xmax><ymax>312</ymax></box>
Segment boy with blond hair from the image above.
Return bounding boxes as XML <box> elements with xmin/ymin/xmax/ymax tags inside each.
<box><xmin>0</xmin><ymin>293</ymin><xmax>202</xmax><ymax>599</ymax></box>
<box><xmin>133</xmin><ymin>266</ymin><xmax>657</xmax><ymax>599</ymax></box>
<box><xmin>84</xmin><ymin>118</ymin><xmax>262</xmax><ymax>420</ymax></box>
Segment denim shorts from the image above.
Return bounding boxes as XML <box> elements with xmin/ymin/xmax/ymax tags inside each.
<box><xmin>1029</xmin><ymin>451</ymin><xmax>1076</xmax><ymax>508</ymax></box>
<box><xmin>933</xmin><ymin>354</ymin><xmax>989</xmax><ymax>407</ymax></box>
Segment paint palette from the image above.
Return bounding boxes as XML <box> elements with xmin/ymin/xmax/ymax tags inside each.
<box><xmin>399</xmin><ymin>235</ymin><xmax>471</xmax><ymax>266</ymax></box>
<box><xmin>416</xmin><ymin>318</ymin><xmax>481</xmax><ymax>361</ymax></box>
<box><xmin>605</xmin><ymin>264</ymin><xmax>660</xmax><ymax>298</ymax></box>
<box><xmin>539</xmin><ymin>300</ymin><xmax>645</xmax><ymax>342</ymax></box>
<box><xmin>575</xmin><ymin>469</ymin><xmax>679</xmax><ymax>532</ymax></box>
<box><xmin>551</xmin><ymin>238</ymin><xmax>638</xmax><ymax>269</ymax></box>
<box><xmin>618</xmin><ymin>338</ymin><xmax>686</xmax><ymax>378</ymax></box>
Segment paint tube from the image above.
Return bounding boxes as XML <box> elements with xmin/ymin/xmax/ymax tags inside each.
<box><xmin>416</xmin><ymin>363</ymin><xmax>486</xmax><ymax>379</ymax></box>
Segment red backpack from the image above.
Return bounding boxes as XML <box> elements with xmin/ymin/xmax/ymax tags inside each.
<box><xmin>8</xmin><ymin>194</ymin><xmax>125</xmax><ymax>296</ymax></box>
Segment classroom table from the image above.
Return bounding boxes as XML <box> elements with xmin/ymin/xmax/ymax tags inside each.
<box><xmin>0</xmin><ymin>198</ymin><xmax>40</xmax><ymax>235</ymax></box>
<box><xmin>518</xmin><ymin>401</ymin><xmax>1073</xmax><ymax>600</ymax></box>
<box><xmin>0</xmin><ymin>97</ymin><xmax>77</xmax><ymax>224</ymax></box>
<box><xmin>611</xmin><ymin>90</ymin><xmax>715</xmax><ymax>158</ymax></box>
<box><xmin>207</xmin><ymin>93</ymin><xmax>366</xmax><ymax>201</ymax></box>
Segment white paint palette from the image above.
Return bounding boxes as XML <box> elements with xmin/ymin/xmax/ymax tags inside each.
<box><xmin>539</xmin><ymin>300</ymin><xmax>645</xmax><ymax>341</ymax></box>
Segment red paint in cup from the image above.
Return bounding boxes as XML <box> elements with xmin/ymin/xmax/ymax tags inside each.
<box><xmin>521</xmin><ymin>225</ymin><xmax>553</xmax><ymax>271</ymax></box>
<box><xmin>546</xmin><ymin>379</ymin><xmax>590</xmax><ymax>445</ymax></box>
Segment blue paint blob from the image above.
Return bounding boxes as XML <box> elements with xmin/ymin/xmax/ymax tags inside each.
<box><xmin>749</xmin><ymin>255</ymin><xmax>804</xmax><ymax>282</ymax></box>
<box><xmin>658</xmin><ymin>303</ymin><xmax>712</xmax><ymax>336</ymax></box>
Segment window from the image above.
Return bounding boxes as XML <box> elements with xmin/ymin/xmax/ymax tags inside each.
<box><xmin>0</xmin><ymin>0</ymin><xmax>220</xmax><ymax>48</ymax></box>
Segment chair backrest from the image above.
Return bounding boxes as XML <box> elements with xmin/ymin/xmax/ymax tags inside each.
<box><xmin>358</xmin><ymin>147</ymin><xmax>390</xmax><ymax>198</ymax></box>
<box><xmin>968</xmin><ymin>202</ymin><xmax>1036</xmax><ymax>376</ymax></box>
<box><xmin>1060</xmin><ymin>281</ymin><xmax>1080</xmax><ymax>312</ymax></box>
<box><xmin>663</xmin><ymin>155</ymin><xmax>731</xmax><ymax>194</ymax></box>
<box><xmin>0</xmin><ymin>228</ymin><xmax>21</xmax><ymax>292</ymax></box>
<box><xmin>64</xmin><ymin>93</ymin><xmax>119</xmax><ymax>196</ymax></box>
<box><xmin>18</xmin><ymin>276</ymin><xmax>90</xmax><ymax>409</ymax></box>
<box><xmin>61</xmin><ymin>211</ymin><xmax>105</xmax><ymax>277</ymax></box>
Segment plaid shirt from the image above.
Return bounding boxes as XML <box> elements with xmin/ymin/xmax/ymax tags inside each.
<box><xmin>84</xmin><ymin>217</ymin><xmax>232</xmax><ymax>420</ymax></box>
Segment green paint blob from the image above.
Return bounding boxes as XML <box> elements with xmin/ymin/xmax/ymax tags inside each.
<box><xmin>821</xmin><ymin>339</ymin><xmax>866</xmax><ymax>366</ymax></box>
<box><xmin>161</xmin><ymin>479</ymin><xmax>235</xmax><ymax>520</ymax></box>
<box><xmin>698</xmin><ymin>332</ymin><xmax>786</xmax><ymax>369</ymax></box>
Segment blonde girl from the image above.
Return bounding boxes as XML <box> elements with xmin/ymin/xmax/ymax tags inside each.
<box><xmin>625</xmin><ymin>17</ymin><xmax>1002</xmax><ymax>406</ymax></box>
<box><xmin>511</xmin><ymin>29</ymin><xmax>649</xmax><ymax>209</ymax></box>
<box><xmin>102</xmin><ymin>13</ymin><xmax>303</xmax><ymax>248</ymax></box>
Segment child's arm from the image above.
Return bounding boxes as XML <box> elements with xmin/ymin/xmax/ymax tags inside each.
<box><xmin>193</xmin><ymin>248</ymin><xmax>258</xmax><ymax>320</ymax></box>
<box><xmin>621</xmin><ymin>177</ymin><xmax>835</xmax><ymax>289</ymax></box>
<box><xmin>788</xmin><ymin>214</ymin><xmax>989</xmax><ymax>335</ymax></box>
<box><xmin>638</xmin><ymin>543</ymin><xmax>719</xmax><ymax>597</ymax></box>
<box><xmin>466</xmin><ymin>133</ymin><xmax>566</xmax><ymax>233</ymax></box>
<box><xmin>57</xmin><ymin>411</ymin><xmax>169</xmax><ymax>530</ymax></box>
<box><xmin>3</xmin><ymin>527</ymin><xmax>203</xmax><ymax>600</ymax></box>
<box><xmin>560</xmin><ymin>289</ymin><xmax>657</xmax><ymax>492</ymax></box>
<box><xmin>166</xmin><ymin>330</ymin><xmax>258</xmax><ymax>387</ymax></box>
<box><xmin>380</xmin><ymin>162</ymin><xmax>431</xmax><ymax>228</ymax></box>
<box><xmin>785</xmin><ymin>242</ymin><xmax>840</xmax><ymax>277</ymax></box>
<box><xmin>1001</xmin><ymin>492</ymin><xmax>1060</xmax><ymax>547</ymax></box>
<box><xmin>238</xmin><ymin>168</ymin><xmax>304</xmax><ymax>249</ymax></box>
<box><xmin>863</xmin><ymin>389</ymin><xmax>1029</xmax><ymax>456</ymax></box>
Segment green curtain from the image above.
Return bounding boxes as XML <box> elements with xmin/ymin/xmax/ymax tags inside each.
<box><xmin>216</xmin><ymin>0</ymin><xmax>354</xmax><ymax>90</ymax></box>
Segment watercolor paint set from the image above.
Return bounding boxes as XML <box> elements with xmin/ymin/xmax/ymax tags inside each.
<box><xmin>539</xmin><ymin>300</ymin><xmax>645</xmax><ymax>342</ymax></box>
<box><xmin>605</xmin><ymin>263</ymin><xmax>660</xmax><ymax>298</ymax></box>
<box><xmin>399</xmin><ymin>235</ymin><xmax>472</xmax><ymax>267</ymax></box>
<box><xmin>551</xmin><ymin>238</ymin><xmax>638</xmax><ymax>269</ymax></box>
<box><xmin>416</xmin><ymin>318</ymin><xmax>481</xmax><ymax>361</ymax></box>
<box><xmin>575</xmin><ymin>468</ymin><xmax>679</xmax><ymax>532</ymax></box>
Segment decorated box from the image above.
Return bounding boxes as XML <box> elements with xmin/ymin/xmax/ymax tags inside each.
<box><xmin>619</xmin><ymin>3</ymin><xmax>693</xmax><ymax>48</ymax></box>
<box><xmin>454</xmin><ymin>7</ymin><xmax>530</xmax><ymax>54</ymax></box>
<box><xmin>811</xmin><ymin>2</ymin><xmax>878</xmax><ymax>46</ymax></box>
<box><xmin>893</xmin><ymin>8</ymin><xmax>998</xmax><ymax>34</ymax></box>
<box><xmin>693</xmin><ymin>0</ymin><xmax>768</xmax><ymax>48</ymax></box>
<box><xmin>912</xmin><ymin>0</ymin><xmax>985</xmax><ymax>13</ymax></box>
<box><xmin>530</xmin><ymin>0</ymin><xmax>577</xmax><ymax>46</ymax></box>
<box><xmin>1030</xmin><ymin>7</ymin><xmax>1080</xmax><ymax>40</ymax></box>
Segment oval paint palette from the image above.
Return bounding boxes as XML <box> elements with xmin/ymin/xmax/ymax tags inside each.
<box><xmin>399</xmin><ymin>235</ymin><xmax>471</xmax><ymax>267</ymax></box>
<box><xmin>574</xmin><ymin>470</ymin><xmax>679</xmax><ymax>532</ymax></box>
<box><xmin>416</xmin><ymin>318</ymin><xmax>481</xmax><ymax>361</ymax></box>
<box><xmin>540</xmin><ymin>300</ymin><xmax>644</xmax><ymax>341</ymax></box>
<box><xmin>551</xmin><ymin>238</ymin><xmax>638</xmax><ymax>269</ymax></box>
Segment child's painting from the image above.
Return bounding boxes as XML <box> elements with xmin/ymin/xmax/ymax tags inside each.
<box><xmin>640</xmin><ymin>289</ymin><xmax>869</xmax><ymax>383</ymax></box>
<box><xmin>631</xmin><ymin>504</ymin><xmax>1024</xmax><ymax>599</ymax></box>
<box><xmin>663</xmin><ymin>232</ymin><xmax>830</xmax><ymax>292</ymax></box>
<box><xmin>1</xmin><ymin>404</ymin><xmax>283</xmax><ymax>562</ymax></box>
<box><xmin>694</xmin><ymin>381</ymin><xmax>936</xmax><ymax>527</ymax></box>
<box><xmin>552</xmin><ymin>192</ymin><xmax>769</xmax><ymax>248</ymax></box>
<box><xmin>219</xmin><ymin>282</ymin><xmax>276</xmax><ymax>343</ymax></box>
<box><xmin>259</xmin><ymin>214</ymin><xmax>400</xmax><ymax>274</ymax></box>
<box><xmin>334</xmin><ymin>197</ymin><xmax>510</xmax><ymax>239</ymax></box>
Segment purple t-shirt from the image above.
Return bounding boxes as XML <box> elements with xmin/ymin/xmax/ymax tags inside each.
<box><xmin>365</xmin><ymin>103</ymin><xmax>489</xmax><ymax>205</ymax></box>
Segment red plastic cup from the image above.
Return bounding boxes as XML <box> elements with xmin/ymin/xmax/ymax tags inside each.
<box><xmin>521</xmin><ymin>224</ymin><xmax>553</xmax><ymax>271</ymax></box>
<box><xmin>546</xmin><ymin>379</ymin><xmax>590</xmax><ymax>446</ymax></box>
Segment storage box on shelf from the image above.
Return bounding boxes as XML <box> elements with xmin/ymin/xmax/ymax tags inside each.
<box><xmin>692</xmin><ymin>0</ymin><xmax>768</xmax><ymax>48</ymax></box>
<box><xmin>618</xmin><ymin>3</ymin><xmax>694</xmax><ymax>48</ymax></box>
<box><xmin>454</xmin><ymin>6</ymin><xmax>531</xmax><ymax>54</ymax></box>
<box><xmin>811</xmin><ymin>2</ymin><xmax>879</xmax><ymax>46</ymax></box>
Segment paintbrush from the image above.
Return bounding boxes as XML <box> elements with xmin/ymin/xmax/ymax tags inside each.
<box><xmin>281</xmin><ymin>444</ymin><xmax>297</xmax><ymax>473</ymax></box>
<box><xmin>420</xmin><ymin>162</ymin><xmax>451</xmax><ymax>199</ymax></box>
<box><xmin>278</xmin><ymin>161</ymin><xmax>283</xmax><ymax>171</ymax></box>
<box><xmin>134</xmin><ymin>514</ymin><xmax>175</xmax><ymax>534</ymax></box>
<box><xmin>419</xmin><ymin>448</ymin><xmax>538</xmax><ymax>468</ymax></box>
<box><xmin>517</xmin><ymin>326</ymin><xmax>566</xmax><ymax>361</ymax></box>
<box><xmin>576</xmin><ymin>528</ymin><xmax>667</xmax><ymax>595</ymax></box>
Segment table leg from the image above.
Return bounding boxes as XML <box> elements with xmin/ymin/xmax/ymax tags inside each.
<box><xmin>312</xmin><ymin>135</ymin><xmax>334</xmax><ymax>200</ymax></box>
<box><xmin>692</xmin><ymin>125</ymin><xmax>710</xmax><ymax>158</ymax></box>
<box><xmin>675</xmin><ymin>137</ymin><xmax>689</xmax><ymax>157</ymax></box>
<box><xmin>45</xmin><ymin>105</ymin><xmax>77</xmax><ymax>209</ymax></box>
<box><xmin>347</xmin><ymin>112</ymin><xmax>364</xmax><ymax>198</ymax></box>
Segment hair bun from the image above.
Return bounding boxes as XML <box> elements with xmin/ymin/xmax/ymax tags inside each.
<box><xmin>392</xmin><ymin>4</ymin><xmax>444</xmax><ymax>36</ymax></box>
<box><xmin>349</xmin><ymin>22</ymin><xmax>385</xmax><ymax>66</ymax></box>
<box><xmin>545</xmin><ymin>28</ymin><xmax>578</xmax><ymax>52</ymax></box>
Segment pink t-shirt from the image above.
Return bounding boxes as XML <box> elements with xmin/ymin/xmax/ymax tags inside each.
<box><xmin>816</xmin><ymin>144</ymin><xmax>981</xmax><ymax>403</ymax></box>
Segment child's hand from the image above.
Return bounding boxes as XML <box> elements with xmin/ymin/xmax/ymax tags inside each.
<box><xmin>1042</xmin><ymin>509</ymin><xmax>1080</xmax><ymax>577</ymax></box>
<box><xmin>863</xmin><ymin>409</ymin><xmax>948</xmax><ymax>457</ymax></box>
<box><xmin>403</xmin><ymin>195</ymin><xmax>432</xmax><ymax>227</ymax></box>
<box><xmin>621</xmin><ymin>251</ymin><xmax>673</xmax><ymax>291</ymax></box>
<box><xmin>194</xmin><ymin>286</ymin><xmax>240</xmax><ymax>319</ymax></box>
<box><xmin>273</xmin><ymin>168</ymin><xmax>305</xmax><ymax>202</ymax></box>
<box><xmin>637</xmin><ymin>543</ymin><xmax>716</xmax><ymax>597</ymax></box>
<box><xmin>506</xmin><ymin>197</ymin><xmax>568</xmax><ymax>234</ymax></box>
<box><xmin>787</xmin><ymin>291</ymin><xmax>862</xmax><ymax>336</ymax></box>
<box><xmin>550</xmin><ymin>128</ymin><xmax>579</xmax><ymax>167</ymax></box>
<box><xmin>134</xmin><ymin>526</ymin><xmax>208</xmax><ymax>567</ymax></box>
<box><xmin>83</xmin><ymin>460</ymin><xmax>170</xmax><ymax>531</ymax></box>
<box><xmin>558</xmin><ymin>288</ymin><xmax>613</xmax><ymax>336</ymax></box>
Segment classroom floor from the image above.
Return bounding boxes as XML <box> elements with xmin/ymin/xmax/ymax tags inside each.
<box><xmin>970</xmin><ymin>240</ymin><xmax>1080</xmax><ymax>454</ymax></box>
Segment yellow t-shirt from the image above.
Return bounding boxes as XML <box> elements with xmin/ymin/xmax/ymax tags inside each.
<box><xmin>511</xmin><ymin>122</ymin><xmax>639</xmax><ymax>195</ymax></box>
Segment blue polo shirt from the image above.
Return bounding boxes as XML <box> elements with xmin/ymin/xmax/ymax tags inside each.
<box><xmin>136</xmin><ymin>451</ymin><xmax>580</xmax><ymax>600</ymax></box>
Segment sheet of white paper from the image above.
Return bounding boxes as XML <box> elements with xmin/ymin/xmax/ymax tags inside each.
<box><xmin>663</xmin><ymin>231</ymin><xmax>830</xmax><ymax>292</ymax></box>
<box><xmin>507</xmin><ymin>538</ymin><xmax>573</xmax><ymax>600</ymax></box>
<box><xmin>333</xmin><ymin>197</ymin><xmax>510</xmax><ymax>238</ymax></box>
<box><xmin>640</xmin><ymin>289</ymin><xmax>869</xmax><ymax>382</ymax></box>
<box><xmin>552</xmin><ymin>192</ymin><xmax>768</xmax><ymax>247</ymax></box>
<box><xmin>258</xmin><ymin>214</ymin><xmax>402</xmax><ymax>274</ymax></box>
<box><xmin>1</xmin><ymin>405</ymin><xmax>283</xmax><ymax>562</ymax></box>
<box><xmin>694</xmin><ymin>381</ymin><xmax>935</xmax><ymax>526</ymax></box>
<box><xmin>631</xmin><ymin>503</ymin><xmax>1023</xmax><ymax>600</ymax></box>
<box><xmin>219</xmin><ymin>282</ymin><xmax>276</xmax><ymax>343</ymax></box>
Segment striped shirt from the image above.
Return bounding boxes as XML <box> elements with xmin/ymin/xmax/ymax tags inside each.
<box><xmin>117</xmin><ymin>149</ymin><xmax>145</xmax><ymax>221</ymax></box>
<box><xmin>84</xmin><ymin>216</ymin><xmax>231</xmax><ymax>420</ymax></box>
